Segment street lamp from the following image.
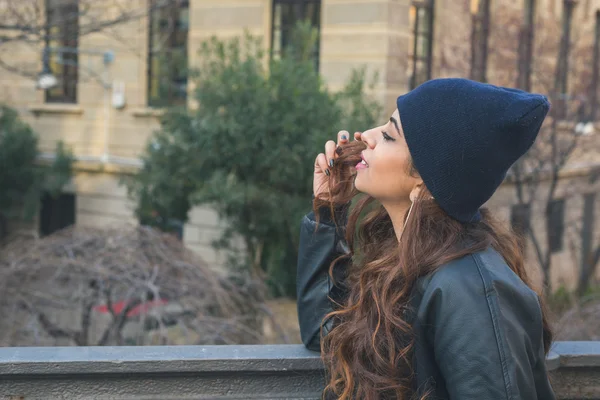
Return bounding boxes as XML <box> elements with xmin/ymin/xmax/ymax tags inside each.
<box><xmin>36</xmin><ymin>49</ymin><xmax>58</xmax><ymax>90</ymax></box>
<box><xmin>36</xmin><ymin>46</ymin><xmax>114</xmax><ymax>90</ymax></box>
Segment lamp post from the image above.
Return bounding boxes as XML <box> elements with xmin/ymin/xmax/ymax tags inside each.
<box><xmin>36</xmin><ymin>46</ymin><xmax>115</xmax><ymax>163</ymax></box>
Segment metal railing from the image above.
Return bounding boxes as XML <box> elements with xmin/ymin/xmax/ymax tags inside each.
<box><xmin>0</xmin><ymin>342</ymin><xmax>599</xmax><ymax>399</ymax></box>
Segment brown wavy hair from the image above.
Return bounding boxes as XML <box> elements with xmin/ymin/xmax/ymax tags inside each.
<box><xmin>313</xmin><ymin>140</ymin><xmax>553</xmax><ymax>400</ymax></box>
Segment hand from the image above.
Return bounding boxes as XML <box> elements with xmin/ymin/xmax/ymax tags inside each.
<box><xmin>313</xmin><ymin>131</ymin><xmax>362</xmax><ymax>199</ymax></box>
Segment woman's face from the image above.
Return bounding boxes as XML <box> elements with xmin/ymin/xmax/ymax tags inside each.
<box><xmin>354</xmin><ymin>109</ymin><xmax>421</xmax><ymax>203</ymax></box>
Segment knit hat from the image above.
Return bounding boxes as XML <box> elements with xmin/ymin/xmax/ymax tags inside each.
<box><xmin>397</xmin><ymin>78</ymin><xmax>550</xmax><ymax>223</ymax></box>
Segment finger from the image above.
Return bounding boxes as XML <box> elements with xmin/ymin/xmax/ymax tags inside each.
<box><xmin>334</xmin><ymin>131</ymin><xmax>349</xmax><ymax>157</ymax></box>
<box><xmin>354</xmin><ymin>131</ymin><xmax>362</xmax><ymax>141</ymax></box>
<box><xmin>337</xmin><ymin>130</ymin><xmax>349</xmax><ymax>146</ymax></box>
<box><xmin>325</xmin><ymin>140</ymin><xmax>336</xmax><ymax>168</ymax></box>
<box><xmin>315</xmin><ymin>153</ymin><xmax>330</xmax><ymax>176</ymax></box>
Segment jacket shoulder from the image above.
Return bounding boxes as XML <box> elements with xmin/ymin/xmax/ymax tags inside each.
<box><xmin>416</xmin><ymin>248</ymin><xmax>539</xmax><ymax>309</ymax></box>
<box><xmin>412</xmin><ymin>248</ymin><xmax>553</xmax><ymax>400</ymax></box>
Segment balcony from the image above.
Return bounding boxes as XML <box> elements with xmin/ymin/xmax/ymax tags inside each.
<box><xmin>0</xmin><ymin>342</ymin><xmax>599</xmax><ymax>399</ymax></box>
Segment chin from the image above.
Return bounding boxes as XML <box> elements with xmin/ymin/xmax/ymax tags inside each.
<box><xmin>353</xmin><ymin>174</ymin><xmax>368</xmax><ymax>194</ymax></box>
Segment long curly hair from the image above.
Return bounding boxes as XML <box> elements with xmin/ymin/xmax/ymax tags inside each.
<box><xmin>313</xmin><ymin>140</ymin><xmax>553</xmax><ymax>400</ymax></box>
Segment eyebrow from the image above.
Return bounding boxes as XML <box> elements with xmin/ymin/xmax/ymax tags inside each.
<box><xmin>390</xmin><ymin>117</ymin><xmax>400</xmax><ymax>134</ymax></box>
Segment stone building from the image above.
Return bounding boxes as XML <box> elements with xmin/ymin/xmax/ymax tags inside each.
<box><xmin>0</xmin><ymin>0</ymin><xmax>599</xmax><ymax>290</ymax></box>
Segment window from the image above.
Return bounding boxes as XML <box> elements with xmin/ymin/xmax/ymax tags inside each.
<box><xmin>45</xmin><ymin>0</ymin><xmax>79</xmax><ymax>103</ymax></box>
<box><xmin>470</xmin><ymin>0</ymin><xmax>491</xmax><ymax>82</ymax></box>
<box><xmin>554</xmin><ymin>0</ymin><xmax>577</xmax><ymax>119</ymax></box>
<box><xmin>511</xmin><ymin>203</ymin><xmax>531</xmax><ymax>238</ymax></box>
<box><xmin>548</xmin><ymin>199</ymin><xmax>566</xmax><ymax>253</ymax></box>
<box><xmin>148</xmin><ymin>0</ymin><xmax>189</xmax><ymax>107</ymax></box>
<box><xmin>409</xmin><ymin>0</ymin><xmax>435</xmax><ymax>90</ymax></box>
<box><xmin>591</xmin><ymin>10</ymin><xmax>600</xmax><ymax>121</ymax></box>
<box><xmin>271</xmin><ymin>0</ymin><xmax>321</xmax><ymax>69</ymax></box>
<box><xmin>517</xmin><ymin>0</ymin><xmax>535</xmax><ymax>91</ymax></box>
<box><xmin>40</xmin><ymin>193</ymin><xmax>76</xmax><ymax>237</ymax></box>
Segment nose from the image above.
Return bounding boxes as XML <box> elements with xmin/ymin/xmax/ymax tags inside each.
<box><xmin>361</xmin><ymin>128</ymin><xmax>376</xmax><ymax>149</ymax></box>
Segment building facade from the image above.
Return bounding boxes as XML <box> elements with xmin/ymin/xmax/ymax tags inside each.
<box><xmin>1</xmin><ymin>0</ymin><xmax>599</xmax><ymax>290</ymax></box>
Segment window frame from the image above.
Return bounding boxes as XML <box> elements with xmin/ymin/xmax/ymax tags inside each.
<box><xmin>45</xmin><ymin>0</ymin><xmax>79</xmax><ymax>104</ymax></box>
<box><xmin>410</xmin><ymin>0</ymin><xmax>435</xmax><ymax>90</ymax></box>
<box><xmin>469</xmin><ymin>0</ymin><xmax>491</xmax><ymax>82</ymax></box>
<box><xmin>554</xmin><ymin>0</ymin><xmax>577</xmax><ymax>120</ymax></box>
<box><xmin>590</xmin><ymin>10</ymin><xmax>599</xmax><ymax>121</ymax></box>
<box><xmin>270</xmin><ymin>0</ymin><xmax>322</xmax><ymax>70</ymax></box>
<box><xmin>516</xmin><ymin>0</ymin><xmax>535</xmax><ymax>91</ymax></box>
<box><xmin>147</xmin><ymin>0</ymin><xmax>190</xmax><ymax>108</ymax></box>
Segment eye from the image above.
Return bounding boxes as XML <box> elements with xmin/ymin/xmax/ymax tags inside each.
<box><xmin>382</xmin><ymin>131</ymin><xmax>395</xmax><ymax>142</ymax></box>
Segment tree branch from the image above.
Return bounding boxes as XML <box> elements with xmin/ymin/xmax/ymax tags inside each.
<box><xmin>19</xmin><ymin>299</ymin><xmax>79</xmax><ymax>343</ymax></box>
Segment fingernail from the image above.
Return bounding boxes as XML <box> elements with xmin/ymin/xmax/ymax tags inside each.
<box><xmin>325</xmin><ymin>169</ymin><xmax>330</xmax><ymax>176</ymax></box>
<box><xmin>341</xmin><ymin>135</ymin><xmax>347</xmax><ymax>140</ymax></box>
<box><xmin>329</xmin><ymin>159</ymin><xmax>334</xmax><ymax>168</ymax></box>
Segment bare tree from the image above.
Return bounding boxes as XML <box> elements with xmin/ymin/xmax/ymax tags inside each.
<box><xmin>0</xmin><ymin>225</ymin><xmax>273</xmax><ymax>347</ymax></box>
<box><xmin>576</xmin><ymin>180</ymin><xmax>600</xmax><ymax>295</ymax></box>
<box><xmin>510</xmin><ymin>124</ymin><xmax>581</xmax><ymax>293</ymax></box>
<box><xmin>575</xmin><ymin>10</ymin><xmax>600</xmax><ymax>296</ymax></box>
<box><xmin>0</xmin><ymin>0</ymin><xmax>176</xmax><ymax>79</ymax></box>
<box><xmin>466</xmin><ymin>1</ymin><xmax>597</xmax><ymax>293</ymax></box>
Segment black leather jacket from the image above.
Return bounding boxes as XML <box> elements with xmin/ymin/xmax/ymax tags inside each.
<box><xmin>297</xmin><ymin>206</ymin><xmax>556</xmax><ymax>399</ymax></box>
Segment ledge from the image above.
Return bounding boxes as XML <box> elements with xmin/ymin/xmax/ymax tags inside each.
<box><xmin>130</xmin><ymin>107</ymin><xmax>165</xmax><ymax>118</ymax></box>
<box><xmin>1</xmin><ymin>342</ymin><xmax>597</xmax><ymax>376</ymax></box>
<box><xmin>37</xmin><ymin>153</ymin><xmax>143</xmax><ymax>175</ymax></box>
<box><xmin>28</xmin><ymin>104</ymin><xmax>84</xmax><ymax>116</ymax></box>
<box><xmin>549</xmin><ymin>341</ymin><xmax>600</xmax><ymax>369</ymax></box>
<box><xmin>0</xmin><ymin>342</ymin><xmax>598</xmax><ymax>399</ymax></box>
<box><xmin>0</xmin><ymin>345</ymin><xmax>322</xmax><ymax>375</ymax></box>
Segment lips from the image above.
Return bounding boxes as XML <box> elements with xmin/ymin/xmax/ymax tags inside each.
<box><xmin>356</xmin><ymin>152</ymin><xmax>369</xmax><ymax>170</ymax></box>
<box><xmin>361</xmin><ymin>153</ymin><xmax>369</xmax><ymax>166</ymax></box>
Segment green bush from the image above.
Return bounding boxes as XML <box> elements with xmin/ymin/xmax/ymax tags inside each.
<box><xmin>0</xmin><ymin>106</ymin><xmax>73</xmax><ymax>233</ymax></box>
<box><xmin>127</xmin><ymin>23</ymin><xmax>381</xmax><ymax>297</ymax></box>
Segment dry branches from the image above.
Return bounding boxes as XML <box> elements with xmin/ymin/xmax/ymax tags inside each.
<box><xmin>0</xmin><ymin>224</ymin><xmax>269</xmax><ymax>346</ymax></box>
<box><xmin>0</xmin><ymin>0</ymin><xmax>181</xmax><ymax>78</ymax></box>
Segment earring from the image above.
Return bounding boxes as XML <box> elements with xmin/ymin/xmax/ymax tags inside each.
<box><xmin>401</xmin><ymin>194</ymin><xmax>435</xmax><ymax>241</ymax></box>
<box><xmin>400</xmin><ymin>200</ymin><xmax>415</xmax><ymax>241</ymax></box>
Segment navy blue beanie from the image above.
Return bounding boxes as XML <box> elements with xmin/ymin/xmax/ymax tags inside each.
<box><xmin>397</xmin><ymin>78</ymin><xmax>550</xmax><ymax>223</ymax></box>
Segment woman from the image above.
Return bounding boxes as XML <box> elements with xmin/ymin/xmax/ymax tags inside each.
<box><xmin>297</xmin><ymin>78</ymin><xmax>556</xmax><ymax>399</ymax></box>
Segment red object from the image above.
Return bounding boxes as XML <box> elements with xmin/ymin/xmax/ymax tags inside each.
<box><xmin>93</xmin><ymin>299</ymin><xmax>168</xmax><ymax>317</ymax></box>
